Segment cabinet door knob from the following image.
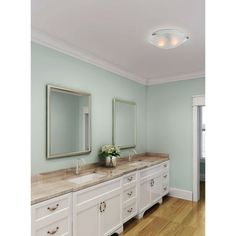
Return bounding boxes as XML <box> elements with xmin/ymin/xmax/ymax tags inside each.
<box><xmin>163</xmin><ymin>174</ymin><xmax>168</xmax><ymax>178</ymax></box>
<box><xmin>47</xmin><ymin>227</ymin><xmax>59</xmax><ymax>234</ymax></box>
<box><xmin>47</xmin><ymin>204</ymin><xmax>59</xmax><ymax>211</ymax></box>
<box><xmin>127</xmin><ymin>191</ymin><xmax>133</xmax><ymax>196</ymax></box>
<box><xmin>127</xmin><ymin>208</ymin><xmax>133</xmax><ymax>213</ymax></box>
<box><xmin>128</xmin><ymin>176</ymin><xmax>133</xmax><ymax>181</ymax></box>
<box><xmin>163</xmin><ymin>164</ymin><xmax>167</xmax><ymax>167</ymax></box>
<box><xmin>163</xmin><ymin>187</ymin><xmax>167</xmax><ymax>191</ymax></box>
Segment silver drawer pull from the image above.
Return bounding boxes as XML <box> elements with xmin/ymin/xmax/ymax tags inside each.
<box><xmin>163</xmin><ymin>164</ymin><xmax>167</xmax><ymax>167</ymax></box>
<box><xmin>47</xmin><ymin>227</ymin><xmax>59</xmax><ymax>235</ymax></box>
<box><xmin>99</xmin><ymin>201</ymin><xmax>106</xmax><ymax>212</ymax></box>
<box><xmin>128</xmin><ymin>176</ymin><xmax>133</xmax><ymax>181</ymax></box>
<box><xmin>163</xmin><ymin>174</ymin><xmax>168</xmax><ymax>178</ymax></box>
<box><xmin>47</xmin><ymin>204</ymin><xmax>59</xmax><ymax>211</ymax></box>
<box><xmin>150</xmin><ymin>179</ymin><xmax>154</xmax><ymax>187</ymax></box>
<box><xmin>99</xmin><ymin>202</ymin><xmax>103</xmax><ymax>213</ymax></box>
<box><xmin>127</xmin><ymin>191</ymin><xmax>133</xmax><ymax>196</ymax></box>
<box><xmin>127</xmin><ymin>208</ymin><xmax>133</xmax><ymax>213</ymax></box>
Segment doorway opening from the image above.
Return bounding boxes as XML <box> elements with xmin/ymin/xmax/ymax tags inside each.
<box><xmin>192</xmin><ymin>95</ymin><xmax>205</xmax><ymax>202</ymax></box>
<box><xmin>200</xmin><ymin>106</ymin><xmax>205</xmax><ymax>201</ymax></box>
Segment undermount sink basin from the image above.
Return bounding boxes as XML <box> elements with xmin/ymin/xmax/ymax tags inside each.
<box><xmin>128</xmin><ymin>161</ymin><xmax>150</xmax><ymax>167</ymax></box>
<box><xmin>68</xmin><ymin>173</ymin><xmax>106</xmax><ymax>185</ymax></box>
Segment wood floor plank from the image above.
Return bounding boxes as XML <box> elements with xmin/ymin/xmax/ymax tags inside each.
<box><xmin>174</xmin><ymin>225</ymin><xmax>196</xmax><ymax>236</ymax></box>
<box><xmin>137</xmin><ymin>217</ymin><xmax>170</xmax><ymax>236</ymax></box>
<box><xmin>153</xmin><ymin>198</ymin><xmax>186</xmax><ymax>221</ymax></box>
<box><xmin>122</xmin><ymin>182</ymin><xmax>205</xmax><ymax>236</ymax></box>
<box><xmin>192</xmin><ymin>222</ymin><xmax>205</xmax><ymax>236</ymax></box>
<box><xmin>121</xmin><ymin>216</ymin><xmax>155</xmax><ymax>236</ymax></box>
<box><xmin>171</xmin><ymin>201</ymin><xmax>195</xmax><ymax>224</ymax></box>
<box><xmin>157</xmin><ymin>221</ymin><xmax>181</xmax><ymax>236</ymax></box>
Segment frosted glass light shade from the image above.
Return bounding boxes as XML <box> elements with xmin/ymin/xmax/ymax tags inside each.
<box><xmin>149</xmin><ymin>29</ymin><xmax>189</xmax><ymax>49</ymax></box>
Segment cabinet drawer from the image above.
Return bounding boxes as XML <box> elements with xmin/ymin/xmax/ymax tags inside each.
<box><xmin>162</xmin><ymin>184</ymin><xmax>169</xmax><ymax>196</ymax></box>
<box><xmin>162</xmin><ymin>171</ymin><xmax>169</xmax><ymax>184</ymax></box>
<box><xmin>162</xmin><ymin>161</ymin><xmax>169</xmax><ymax>171</ymax></box>
<box><xmin>123</xmin><ymin>199</ymin><xmax>137</xmax><ymax>222</ymax></box>
<box><xmin>75</xmin><ymin>178</ymin><xmax>121</xmax><ymax>204</ymax></box>
<box><xmin>34</xmin><ymin>216</ymin><xmax>70</xmax><ymax>236</ymax></box>
<box><xmin>32</xmin><ymin>194</ymin><xmax>71</xmax><ymax>222</ymax></box>
<box><xmin>123</xmin><ymin>186</ymin><xmax>136</xmax><ymax>203</ymax></box>
<box><xmin>123</xmin><ymin>173</ymin><xmax>136</xmax><ymax>185</ymax></box>
<box><xmin>140</xmin><ymin>165</ymin><xmax>162</xmax><ymax>180</ymax></box>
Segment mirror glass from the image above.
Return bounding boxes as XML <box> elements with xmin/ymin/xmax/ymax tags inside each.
<box><xmin>113</xmin><ymin>99</ymin><xmax>136</xmax><ymax>149</ymax></box>
<box><xmin>47</xmin><ymin>85</ymin><xmax>91</xmax><ymax>159</ymax></box>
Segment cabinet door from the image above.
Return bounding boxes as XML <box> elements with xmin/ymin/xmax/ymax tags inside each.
<box><xmin>150</xmin><ymin>175</ymin><xmax>162</xmax><ymax>204</ymax></box>
<box><xmin>100</xmin><ymin>190</ymin><xmax>122</xmax><ymax>236</ymax></box>
<box><xmin>74</xmin><ymin>199</ymin><xmax>100</xmax><ymax>236</ymax></box>
<box><xmin>139</xmin><ymin>178</ymin><xmax>151</xmax><ymax>212</ymax></box>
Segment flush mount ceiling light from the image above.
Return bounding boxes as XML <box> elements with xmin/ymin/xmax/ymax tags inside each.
<box><xmin>149</xmin><ymin>29</ymin><xmax>189</xmax><ymax>49</ymax></box>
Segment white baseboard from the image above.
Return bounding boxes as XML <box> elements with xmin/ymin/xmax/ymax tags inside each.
<box><xmin>200</xmin><ymin>174</ymin><xmax>205</xmax><ymax>182</ymax></box>
<box><xmin>168</xmin><ymin>188</ymin><xmax>193</xmax><ymax>201</ymax></box>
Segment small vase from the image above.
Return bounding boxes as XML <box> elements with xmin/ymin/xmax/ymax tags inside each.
<box><xmin>105</xmin><ymin>156</ymin><xmax>117</xmax><ymax>168</ymax></box>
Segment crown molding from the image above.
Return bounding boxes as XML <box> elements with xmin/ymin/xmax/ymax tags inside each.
<box><xmin>32</xmin><ymin>28</ymin><xmax>204</xmax><ymax>87</ymax></box>
<box><xmin>31</xmin><ymin>28</ymin><xmax>147</xmax><ymax>85</ymax></box>
<box><xmin>146</xmin><ymin>72</ymin><xmax>205</xmax><ymax>86</ymax></box>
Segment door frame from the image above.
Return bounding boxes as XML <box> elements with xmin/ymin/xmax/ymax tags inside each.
<box><xmin>192</xmin><ymin>95</ymin><xmax>205</xmax><ymax>202</ymax></box>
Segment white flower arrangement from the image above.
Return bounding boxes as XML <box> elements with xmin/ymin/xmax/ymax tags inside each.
<box><xmin>99</xmin><ymin>144</ymin><xmax>120</xmax><ymax>158</ymax></box>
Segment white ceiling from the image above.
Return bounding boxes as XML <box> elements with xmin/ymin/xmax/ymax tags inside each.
<box><xmin>31</xmin><ymin>0</ymin><xmax>205</xmax><ymax>85</ymax></box>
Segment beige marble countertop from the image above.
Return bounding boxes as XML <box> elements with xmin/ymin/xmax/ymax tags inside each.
<box><xmin>31</xmin><ymin>153</ymin><xmax>169</xmax><ymax>205</ymax></box>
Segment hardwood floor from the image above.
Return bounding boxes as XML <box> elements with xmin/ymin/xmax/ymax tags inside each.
<box><xmin>121</xmin><ymin>182</ymin><xmax>205</xmax><ymax>236</ymax></box>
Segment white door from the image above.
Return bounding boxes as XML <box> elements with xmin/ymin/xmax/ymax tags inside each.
<box><xmin>151</xmin><ymin>174</ymin><xmax>162</xmax><ymax>203</ymax></box>
<box><xmin>139</xmin><ymin>178</ymin><xmax>151</xmax><ymax>212</ymax></box>
<box><xmin>100</xmin><ymin>190</ymin><xmax>122</xmax><ymax>236</ymax></box>
<box><xmin>74</xmin><ymin>199</ymin><xmax>100</xmax><ymax>236</ymax></box>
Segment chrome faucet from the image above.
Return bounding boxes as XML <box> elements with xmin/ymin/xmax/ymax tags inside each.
<box><xmin>76</xmin><ymin>158</ymin><xmax>85</xmax><ymax>175</ymax></box>
<box><xmin>128</xmin><ymin>149</ymin><xmax>137</xmax><ymax>162</ymax></box>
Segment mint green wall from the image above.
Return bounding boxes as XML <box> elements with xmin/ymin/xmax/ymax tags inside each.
<box><xmin>31</xmin><ymin>43</ymin><xmax>147</xmax><ymax>174</ymax></box>
<box><xmin>32</xmin><ymin>42</ymin><xmax>205</xmax><ymax>192</ymax></box>
<box><xmin>147</xmin><ymin>78</ymin><xmax>205</xmax><ymax>191</ymax></box>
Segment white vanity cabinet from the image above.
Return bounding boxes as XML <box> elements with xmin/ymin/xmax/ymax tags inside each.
<box><xmin>138</xmin><ymin>160</ymin><xmax>169</xmax><ymax>218</ymax></box>
<box><xmin>31</xmin><ymin>193</ymin><xmax>72</xmax><ymax>236</ymax></box>
<box><xmin>31</xmin><ymin>160</ymin><xmax>170</xmax><ymax>236</ymax></box>
<box><xmin>73</xmin><ymin>178</ymin><xmax>123</xmax><ymax>236</ymax></box>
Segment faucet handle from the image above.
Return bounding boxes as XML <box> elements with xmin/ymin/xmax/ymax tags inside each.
<box><xmin>133</xmin><ymin>149</ymin><xmax>137</xmax><ymax>154</ymax></box>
